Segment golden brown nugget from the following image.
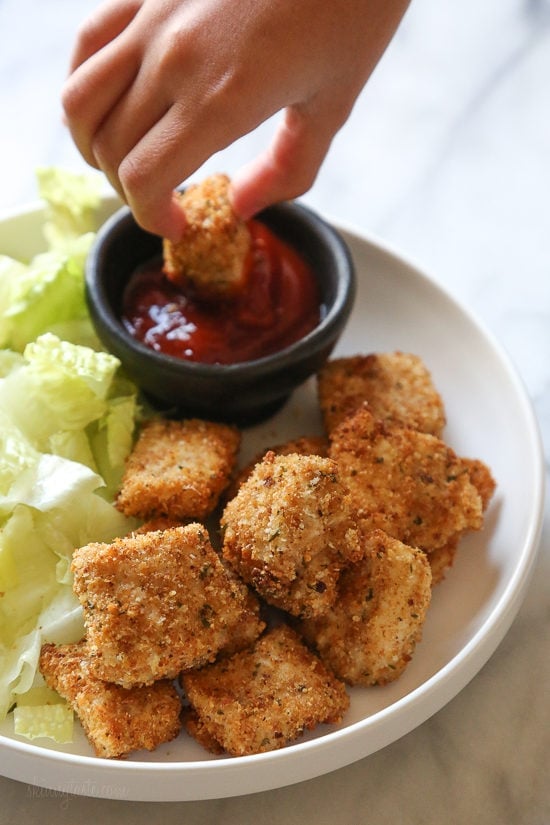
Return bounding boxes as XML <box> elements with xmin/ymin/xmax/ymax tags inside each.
<box><xmin>181</xmin><ymin>625</ymin><xmax>349</xmax><ymax>756</ymax></box>
<box><xmin>39</xmin><ymin>642</ymin><xmax>181</xmax><ymax>759</ymax></box>
<box><xmin>71</xmin><ymin>524</ymin><xmax>262</xmax><ymax>687</ymax></box>
<box><xmin>462</xmin><ymin>457</ymin><xmax>497</xmax><ymax>511</ymax></box>
<box><xmin>116</xmin><ymin>417</ymin><xmax>240</xmax><ymax>521</ymax></box>
<box><xmin>425</xmin><ymin>460</ymin><xmax>494</xmax><ymax>585</ymax></box>
<box><xmin>318</xmin><ymin>352</ymin><xmax>446</xmax><ymax>436</ymax></box>
<box><xmin>299</xmin><ymin>530</ymin><xmax>432</xmax><ymax>686</ymax></box>
<box><xmin>329</xmin><ymin>407</ymin><xmax>484</xmax><ymax>554</ymax></box>
<box><xmin>163</xmin><ymin>173</ymin><xmax>252</xmax><ymax>298</ymax></box>
<box><xmin>427</xmin><ymin>458</ymin><xmax>495</xmax><ymax>584</ymax></box>
<box><xmin>221</xmin><ymin>452</ymin><xmax>363</xmax><ymax>618</ymax></box>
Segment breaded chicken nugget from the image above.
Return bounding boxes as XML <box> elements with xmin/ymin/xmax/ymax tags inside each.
<box><xmin>182</xmin><ymin>625</ymin><xmax>349</xmax><ymax>756</ymax></box>
<box><xmin>163</xmin><ymin>173</ymin><xmax>252</xmax><ymax>298</ymax></box>
<box><xmin>39</xmin><ymin>642</ymin><xmax>181</xmax><ymax>759</ymax></box>
<box><xmin>424</xmin><ymin>460</ymin><xmax>494</xmax><ymax>585</ymax></box>
<box><xmin>71</xmin><ymin>524</ymin><xmax>263</xmax><ymax>687</ymax></box>
<box><xmin>461</xmin><ymin>457</ymin><xmax>496</xmax><ymax>511</ymax></box>
<box><xmin>428</xmin><ymin>457</ymin><xmax>495</xmax><ymax>584</ymax></box>
<box><xmin>221</xmin><ymin>451</ymin><xmax>362</xmax><ymax>618</ymax></box>
<box><xmin>298</xmin><ymin>529</ymin><xmax>432</xmax><ymax>686</ymax></box>
<box><xmin>329</xmin><ymin>407</ymin><xmax>483</xmax><ymax>553</ymax></box>
<box><xmin>116</xmin><ymin>417</ymin><xmax>240</xmax><ymax>521</ymax></box>
<box><xmin>318</xmin><ymin>352</ymin><xmax>446</xmax><ymax>436</ymax></box>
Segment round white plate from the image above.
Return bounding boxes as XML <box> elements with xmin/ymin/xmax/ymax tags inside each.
<box><xmin>0</xmin><ymin>199</ymin><xmax>544</xmax><ymax>802</ymax></box>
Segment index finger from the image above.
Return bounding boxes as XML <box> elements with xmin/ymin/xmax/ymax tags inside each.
<box><xmin>68</xmin><ymin>0</ymin><xmax>142</xmax><ymax>72</ymax></box>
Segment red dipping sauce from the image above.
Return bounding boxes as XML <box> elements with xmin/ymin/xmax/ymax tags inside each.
<box><xmin>121</xmin><ymin>220</ymin><xmax>322</xmax><ymax>365</ymax></box>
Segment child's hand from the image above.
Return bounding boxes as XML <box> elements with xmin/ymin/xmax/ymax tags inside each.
<box><xmin>62</xmin><ymin>0</ymin><xmax>409</xmax><ymax>240</ymax></box>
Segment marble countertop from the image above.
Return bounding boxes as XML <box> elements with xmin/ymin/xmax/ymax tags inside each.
<box><xmin>0</xmin><ymin>0</ymin><xmax>548</xmax><ymax>822</ymax></box>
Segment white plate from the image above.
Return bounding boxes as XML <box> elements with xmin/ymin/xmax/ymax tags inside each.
<box><xmin>0</xmin><ymin>199</ymin><xmax>544</xmax><ymax>802</ymax></box>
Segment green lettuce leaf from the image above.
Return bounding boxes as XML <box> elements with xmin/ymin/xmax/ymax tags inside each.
<box><xmin>13</xmin><ymin>703</ymin><xmax>74</xmax><ymax>744</ymax></box>
<box><xmin>0</xmin><ymin>337</ymin><xmax>139</xmax><ymax>720</ymax></box>
<box><xmin>0</xmin><ymin>409</ymin><xmax>39</xmax><ymax>498</ymax></box>
<box><xmin>0</xmin><ymin>334</ymin><xmax>137</xmax><ymax>493</ymax></box>
<box><xmin>36</xmin><ymin>166</ymin><xmax>103</xmax><ymax>251</ymax></box>
<box><xmin>0</xmin><ymin>168</ymin><xmax>141</xmax><ymax>729</ymax></box>
<box><xmin>0</xmin><ymin>167</ymin><xmax>103</xmax><ymax>352</ymax></box>
<box><xmin>0</xmin><ymin>246</ymin><xmax>93</xmax><ymax>352</ymax></box>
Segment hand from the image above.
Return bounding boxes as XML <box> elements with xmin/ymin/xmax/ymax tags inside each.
<box><xmin>62</xmin><ymin>0</ymin><xmax>410</xmax><ymax>240</ymax></box>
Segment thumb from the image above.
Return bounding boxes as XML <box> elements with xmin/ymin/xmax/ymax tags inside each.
<box><xmin>230</xmin><ymin>102</ymin><xmax>344</xmax><ymax>219</ymax></box>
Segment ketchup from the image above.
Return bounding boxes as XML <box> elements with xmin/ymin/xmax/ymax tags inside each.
<box><xmin>121</xmin><ymin>220</ymin><xmax>321</xmax><ymax>364</ymax></box>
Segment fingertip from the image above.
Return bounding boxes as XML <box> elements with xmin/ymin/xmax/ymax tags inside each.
<box><xmin>230</xmin><ymin>164</ymin><xmax>278</xmax><ymax>220</ymax></box>
<box><xmin>129</xmin><ymin>192</ymin><xmax>187</xmax><ymax>243</ymax></box>
<box><xmin>229</xmin><ymin>189</ymin><xmax>263</xmax><ymax>222</ymax></box>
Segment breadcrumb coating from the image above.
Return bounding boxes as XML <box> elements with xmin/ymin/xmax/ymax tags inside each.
<box><xmin>461</xmin><ymin>457</ymin><xmax>496</xmax><ymax>511</ymax></box>
<box><xmin>318</xmin><ymin>352</ymin><xmax>446</xmax><ymax>436</ymax></box>
<box><xmin>298</xmin><ymin>529</ymin><xmax>432</xmax><ymax>686</ymax></box>
<box><xmin>427</xmin><ymin>458</ymin><xmax>495</xmax><ymax>584</ymax></box>
<box><xmin>329</xmin><ymin>406</ymin><xmax>484</xmax><ymax>553</ymax></box>
<box><xmin>221</xmin><ymin>451</ymin><xmax>362</xmax><ymax>618</ymax></box>
<box><xmin>71</xmin><ymin>524</ymin><xmax>263</xmax><ymax>687</ymax></box>
<box><xmin>44</xmin><ymin>346</ymin><xmax>495</xmax><ymax>759</ymax></box>
<box><xmin>182</xmin><ymin>625</ymin><xmax>349</xmax><ymax>755</ymax></box>
<box><xmin>116</xmin><ymin>417</ymin><xmax>240</xmax><ymax>521</ymax></box>
<box><xmin>39</xmin><ymin>642</ymin><xmax>181</xmax><ymax>759</ymax></box>
<box><xmin>163</xmin><ymin>173</ymin><xmax>252</xmax><ymax>298</ymax></box>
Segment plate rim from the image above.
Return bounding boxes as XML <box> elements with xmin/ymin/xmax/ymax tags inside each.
<box><xmin>0</xmin><ymin>198</ymin><xmax>545</xmax><ymax>801</ymax></box>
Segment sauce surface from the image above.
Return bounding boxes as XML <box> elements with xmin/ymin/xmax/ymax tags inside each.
<box><xmin>121</xmin><ymin>220</ymin><xmax>321</xmax><ymax>364</ymax></box>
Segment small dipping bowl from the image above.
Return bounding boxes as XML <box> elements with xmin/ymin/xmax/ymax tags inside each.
<box><xmin>85</xmin><ymin>200</ymin><xmax>356</xmax><ymax>425</ymax></box>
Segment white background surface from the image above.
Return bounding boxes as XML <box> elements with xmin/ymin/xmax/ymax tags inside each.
<box><xmin>0</xmin><ymin>0</ymin><xmax>549</xmax><ymax>822</ymax></box>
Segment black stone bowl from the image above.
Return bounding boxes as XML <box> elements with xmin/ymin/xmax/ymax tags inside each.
<box><xmin>85</xmin><ymin>200</ymin><xmax>356</xmax><ymax>426</ymax></box>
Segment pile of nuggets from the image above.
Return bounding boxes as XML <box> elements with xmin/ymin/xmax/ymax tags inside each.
<box><xmin>39</xmin><ymin>351</ymin><xmax>496</xmax><ymax>759</ymax></box>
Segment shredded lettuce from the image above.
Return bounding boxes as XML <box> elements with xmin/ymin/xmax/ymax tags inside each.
<box><xmin>0</xmin><ymin>339</ymin><xmax>139</xmax><ymax>719</ymax></box>
<box><xmin>14</xmin><ymin>685</ymin><xmax>65</xmax><ymax>707</ymax></box>
<box><xmin>0</xmin><ymin>246</ymin><xmax>93</xmax><ymax>351</ymax></box>
<box><xmin>0</xmin><ymin>169</ymin><xmax>140</xmax><ymax>727</ymax></box>
<box><xmin>0</xmin><ymin>167</ymin><xmax>103</xmax><ymax>351</ymax></box>
<box><xmin>36</xmin><ymin>166</ymin><xmax>103</xmax><ymax>251</ymax></box>
<box><xmin>13</xmin><ymin>703</ymin><xmax>74</xmax><ymax>744</ymax></box>
<box><xmin>0</xmin><ymin>334</ymin><xmax>137</xmax><ymax>497</ymax></box>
